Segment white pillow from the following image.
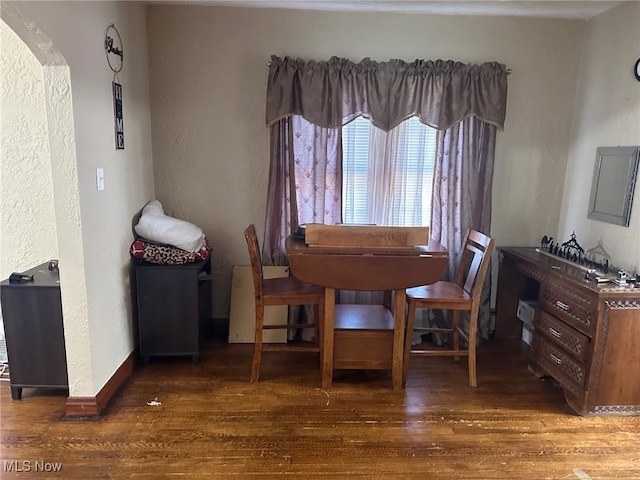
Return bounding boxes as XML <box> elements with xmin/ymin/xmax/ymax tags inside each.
<box><xmin>141</xmin><ymin>199</ymin><xmax>164</xmax><ymax>216</ymax></box>
<box><xmin>135</xmin><ymin>200</ymin><xmax>205</xmax><ymax>253</ymax></box>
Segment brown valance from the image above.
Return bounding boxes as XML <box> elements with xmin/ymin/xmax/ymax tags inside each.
<box><xmin>265</xmin><ymin>55</ymin><xmax>508</xmax><ymax>132</ymax></box>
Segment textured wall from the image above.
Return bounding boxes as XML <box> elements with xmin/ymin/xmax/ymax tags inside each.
<box><xmin>147</xmin><ymin>5</ymin><xmax>585</xmax><ymax>317</ymax></box>
<box><xmin>559</xmin><ymin>1</ymin><xmax>640</xmax><ymax>273</ymax></box>
<box><xmin>0</xmin><ymin>20</ymin><xmax>58</xmax><ymax>276</ymax></box>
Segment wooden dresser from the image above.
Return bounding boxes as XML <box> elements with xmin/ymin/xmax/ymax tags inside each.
<box><xmin>495</xmin><ymin>247</ymin><xmax>640</xmax><ymax>415</ymax></box>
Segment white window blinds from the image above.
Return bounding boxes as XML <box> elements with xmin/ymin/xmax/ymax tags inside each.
<box><xmin>342</xmin><ymin>116</ymin><xmax>437</xmax><ymax>227</ymax></box>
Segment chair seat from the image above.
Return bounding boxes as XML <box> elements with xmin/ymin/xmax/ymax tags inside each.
<box><xmin>406</xmin><ymin>281</ymin><xmax>472</xmax><ymax>309</ymax></box>
<box><xmin>263</xmin><ymin>277</ymin><xmax>324</xmax><ymax>304</ymax></box>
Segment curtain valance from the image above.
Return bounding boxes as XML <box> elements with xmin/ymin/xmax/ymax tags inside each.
<box><xmin>266</xmin><ymin>55</ymin><xmax>508</xmax><ymax>132</ymax></box>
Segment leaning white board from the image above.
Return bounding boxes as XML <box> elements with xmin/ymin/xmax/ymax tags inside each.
<box><xmin>228</xmin><ymin>265</ymin><xmax>289</xmax><ymax>343</ymax></box>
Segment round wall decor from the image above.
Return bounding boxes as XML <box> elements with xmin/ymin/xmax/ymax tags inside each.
<box><xmin>104</xmin><ymin>24</ymin><xmax>123</xmax><ymax>73</ymax></box>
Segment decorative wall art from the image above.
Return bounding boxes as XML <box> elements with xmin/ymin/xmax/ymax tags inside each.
<box><xmin>104</xmin><ymin>23</ymin><xmax>124</xmax><ymax>150</ymax></box>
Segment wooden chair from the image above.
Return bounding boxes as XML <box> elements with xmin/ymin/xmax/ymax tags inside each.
<box><xmin>244</xmin><ymin>224</ymin><xmax>325</xmax><ymax>383</ymax></box>
<box><xmin>402</xmin><ymin>229</ymin><xmax>495</xmax><ymax>387</ymax></box>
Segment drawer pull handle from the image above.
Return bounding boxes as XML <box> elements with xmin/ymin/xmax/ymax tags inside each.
<box><xmin>548</xmin><ymin>327</ymin><xmax>561</xmax><ymax>338</ymax></box>
<box><xmin>556</xmin><ymin>300</ymin><xmax>569</xmax><ymax>311</ymax></box>
<box><xmin>550</xmin><ymin>353</ymin><xmax>562</xmax><ymax>365</ymax></box>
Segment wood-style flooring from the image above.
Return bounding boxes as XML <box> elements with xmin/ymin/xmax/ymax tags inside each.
<box><xmin>1</xmin><ymin>336</ymin><xmax>639</xmax><ymax>479</ymax></box>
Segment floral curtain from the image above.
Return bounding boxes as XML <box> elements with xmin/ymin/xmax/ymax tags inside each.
<box><xmin>262</xmin><ymin>116</ymin><xmax>343</xmax><ymax>265</ymax></box>
<box><xmin>430</xmin><ymin>117</ymin><xmax>498</xmax><ymax>341</ymax></box>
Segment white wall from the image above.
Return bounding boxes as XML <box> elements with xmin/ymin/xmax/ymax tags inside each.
<box><xmin>2</xmin><ymin>1</ymin><xmax>155</xmax><ymax>397</ymax></box>
<box><xmin>147</xmin><ymin>5</ymin><xmax>585</xmax><ymax>317</ymax></box>
<box><xmin>559</xmin><ymin>1</ymin><xmax>640</xmax><ymax>274</ymax></box>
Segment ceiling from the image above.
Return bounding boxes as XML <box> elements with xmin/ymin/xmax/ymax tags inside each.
<box><xmin>161</xmin><ymin>0</ymin><xmax>624</xmax><ymax>19</ymax></box>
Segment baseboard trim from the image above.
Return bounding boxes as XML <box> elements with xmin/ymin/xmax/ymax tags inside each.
<box><xmin>65</xmin><ymin>350</ymin><xmax>135</xmax><ymax>418</ymax></box>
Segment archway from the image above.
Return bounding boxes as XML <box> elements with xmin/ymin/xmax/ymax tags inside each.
<box><xmin>1</xmin><ymin>4</ymin><xmax>90</xmax><ymax>405</ymax></box>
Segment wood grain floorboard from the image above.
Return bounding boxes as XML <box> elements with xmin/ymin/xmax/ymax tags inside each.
<box><xmin>1</xmin><ymin>337</ymin><xmax>639</xmax><ymax>479</ymax></box>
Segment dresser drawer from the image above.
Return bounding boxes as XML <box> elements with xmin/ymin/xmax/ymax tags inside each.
<box><xmin>538</xmin><ymin>286</ymin><xmax>595</xmax><ymax>335</ymax></box>
<box><xmin>534</xmin><ymin>309</ymin><xmax>591</xmax><ymax>363</ymax></box>
<box><xmin>531</xmin><ymin>334</ymin><xmax>587</xmax><ymax>393</ymax></box>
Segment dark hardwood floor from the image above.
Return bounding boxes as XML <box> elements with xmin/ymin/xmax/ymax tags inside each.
<box><xmin>1</xmin><ymin>336</ymin><xmax>639</xmax><ymax>479</ymax></box>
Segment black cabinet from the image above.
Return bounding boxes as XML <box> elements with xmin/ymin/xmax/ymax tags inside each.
<box><xmin>0</xmin><ymin>262</ymin><xmax>69</xmax><ymax>400</ymax></box>
<box><xmin>134</xmin><ymin>257</ymin><xmax>212</xmax><ymax>364</ymax></box>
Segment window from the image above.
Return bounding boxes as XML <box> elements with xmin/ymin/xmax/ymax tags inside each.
<box><xmin>342</xmin><ymin>116</ymin><xmax>437</xmax><ymax>227</ymax></box>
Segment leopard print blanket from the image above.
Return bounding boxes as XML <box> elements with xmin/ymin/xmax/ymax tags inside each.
<box><xmin>130</xmin><ymin>237</ymin><xmax>211</xmax><ymax>264</ymax></box>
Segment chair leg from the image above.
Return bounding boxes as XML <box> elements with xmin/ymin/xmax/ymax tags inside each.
<box><xmin>452</xmin><ymin>310</ymin><xmax>460</xmax><ymax>362</ymax></box>
<box><xmin>250</xmin><ymin>303</ymin><xmax>265</xmax><ymax>383</ymax></box>
<box><xmin>467</xmin><ymin>307</ymin><xmax>479</xmax><ymax>388</ymax></box>
<box><xmin>468</xmin><ymin>346</ymin><xmax>477</xmax><ymax>387</ymax></box>
<box><xmin>402</xmin><ymin>300</ymin><xmax>417</xmax><ymax>387</ymax></box>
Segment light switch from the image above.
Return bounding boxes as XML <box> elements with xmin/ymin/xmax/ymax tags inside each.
<box><xmin>96</xmin><ymin>168</ymin><xmax>105</xmax><ymax>191</ymax></box>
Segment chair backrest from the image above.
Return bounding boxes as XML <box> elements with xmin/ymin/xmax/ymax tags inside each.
<box><xmin>244</xmin><ymin>224</ymin><xmax>264</xmax><ymax>301</ymax></box>
<box><xmin>454</xmin><ymin>229</ymin><xmax>495</xmax><ymax>302</ymax></box>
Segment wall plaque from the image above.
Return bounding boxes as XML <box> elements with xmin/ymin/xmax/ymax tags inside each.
<box><xmin>113</xmin><ymin>82</ymin><xmax>124</xmax><ymax>150</ymax></box>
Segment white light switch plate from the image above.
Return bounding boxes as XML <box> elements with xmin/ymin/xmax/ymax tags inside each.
<box><xmin>96</xmin><ymin>168</ymin><xmax>104</xmax><ymax>191</ymax></box>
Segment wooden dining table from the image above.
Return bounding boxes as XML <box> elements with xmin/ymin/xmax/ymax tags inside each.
<box><xmin>286</xmin><ymin>235</ymin><xmax>449</xmax><ymax>389</ymax></box>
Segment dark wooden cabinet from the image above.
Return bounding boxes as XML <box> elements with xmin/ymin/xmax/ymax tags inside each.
<box><xmin>0</xmin><ymin>262</ymin><xmax>69</xmax><ymax>400</ymax></box>
<box><xmin>496</xmin><ymin>247</ymin><xmax>640</xmax><ymax>415</ymax></box>
<box><xmin>133</xmin><ymin>257</ymin><xmax>212</xmax><ymax>364</ymax></box>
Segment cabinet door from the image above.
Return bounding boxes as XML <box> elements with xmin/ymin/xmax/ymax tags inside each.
<box><xmin>136</xmin><ymin>267</ymin><xmax>199</xmax><ymax>355</ymax></box>
<box><xmin>1</xmin><ymin>286</ymin><xmax>68</xmax><ymax>387</ymax></box>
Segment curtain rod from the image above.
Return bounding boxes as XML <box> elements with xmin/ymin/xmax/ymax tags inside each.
<box><xmin>267</xmin><ymin>61</ymin><xmax>512</xmax><ymax>74</ymax></box>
